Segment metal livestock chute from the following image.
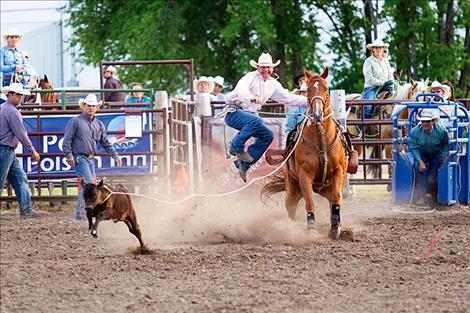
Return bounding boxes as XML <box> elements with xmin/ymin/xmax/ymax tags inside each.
<box><xmin>391</xmin><ymin>94</ymin><xmax>470</xmax><ymax>205</ymax></box>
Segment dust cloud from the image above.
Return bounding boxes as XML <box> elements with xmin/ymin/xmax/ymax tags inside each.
<box><xmin>99</xmin><ymin>175</ymin><xmax>396</xmax><ymax>252</ymax></box>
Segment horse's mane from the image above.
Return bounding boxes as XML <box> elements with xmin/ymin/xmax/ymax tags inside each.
<box><xmin>395</xmin><ymin>83</ymin><xmax>412</xmax><ymax>100</ymax></box>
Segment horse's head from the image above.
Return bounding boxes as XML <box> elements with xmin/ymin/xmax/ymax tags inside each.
<box><xmin>39</xmin><ymin>75</ymin><xmax>56</xmax><ymax>103</ymax></box>
<box><xmin>304</xmin><ymin>67</ymin><xmax>331</xmax><ymax>123</ymax></box>
<box><xmin>39</xmin><ymin>75</ymin><xmax>53</xmax><ymax>89</ymax></box>
<box><xmin>400</xmin><ymin>77</ymin><xmax>429</xmax><ymax>100</ymax></box>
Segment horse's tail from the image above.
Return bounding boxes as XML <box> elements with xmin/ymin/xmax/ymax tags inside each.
<box><xmin>366</xmin><ymin>145</ymin><xmax>381</xmax><ymax>178</ymax></box>
<box><xmin>261</xmin><ymin>169</ymin><xmax>286</xmax><ymax>204</ymax></box>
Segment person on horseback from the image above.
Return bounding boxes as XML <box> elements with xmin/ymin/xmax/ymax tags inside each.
<box><xmin>410</xmin><ymin>109</ymin><xmax>449</xmax><ymax>205</ymax></box>
<box><xmin>362</xmin><ymin>39</ymin><xmax>395</xmax><ymax>118</ymax></box>
<box><xmin>223</xmin><ymin>52</ymin><xmax>307</xmax><ymax>182</ymax></box>
<box><xmin>1</xmin><ymin>28</ymin><xmax>28</xmax><ymax>88</ymax></box>
<box><xmin>285</xmin><ymin>82</ymin><xmax>308</xmax><ymax>134</ymax></box>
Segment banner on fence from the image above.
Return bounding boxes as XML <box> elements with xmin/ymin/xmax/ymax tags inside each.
<box><xmin>18</xmin><ymin>113</ymin><xmax>153</xmax><ymax>176</ymax></box>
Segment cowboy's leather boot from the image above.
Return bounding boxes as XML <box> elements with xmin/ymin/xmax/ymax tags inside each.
<box><xmin>229</xmin><ymin>149</ymin><xmax>254</xmax><ymax>163</ymax></box>
<box><xmin>233</xmin><ymin>160</ymin><xmax>248</xmax><ymax>182</ymax></box>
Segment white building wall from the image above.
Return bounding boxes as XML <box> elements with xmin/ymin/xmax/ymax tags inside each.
<box><xmin>21</xmin><ymin>23</ymin><xmax>63</xmax><ymax>87</ymax></box>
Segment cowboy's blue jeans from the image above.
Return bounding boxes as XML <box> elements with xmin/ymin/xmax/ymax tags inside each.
<box><xmin>74</xmin><ymin>155</ymin><xmax>96</xmax><ymax>219</ymax></box>
<box><xmin>225</xmin><ymin>109</ymin><xmax>274</xmax><ymax>170</ymax></box>
<box><xmin>0</xmin><ymin>145</ymin><xmax>33</xmax><ymax>215</ymax></box>
<box><xmin>362</xmin><ymin>87</ymin><xmax>378</xmax><ymax>118</ymax></box>
<box><xmin>413</xmin><ymin>152</ymin><xmax>442</xmax><ymax>200</ymax></box>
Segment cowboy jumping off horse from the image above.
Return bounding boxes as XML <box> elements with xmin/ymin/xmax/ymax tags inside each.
<box><xmin>222</xmin><ymin>52</ymin><xmax>307</xmax><ymax>182</ymax></box>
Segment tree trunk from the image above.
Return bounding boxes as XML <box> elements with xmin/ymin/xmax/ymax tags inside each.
<box><xmin>270</xmin><ymin>0</ymin><xmax>286</xmax><ymax>86</ymax></box>
<box><xmin>363</xmin><ymin>0</ymin><xmax>374</xmax><ymax>55</ymax></box>
<box><xmin>458</xmin><ymin>27</ymin><xmax>470</xmax><ymax>97</ymax></box>
<box><xmin>444</xmin><ymin>0</ymin><xmax>454</xmax><ymax>47</ymax></box>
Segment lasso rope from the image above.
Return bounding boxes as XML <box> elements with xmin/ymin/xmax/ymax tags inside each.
<box><xmin>103</xmin><ymin>116</ymin><xmax>310</xmax><ymax>205</ymax></box>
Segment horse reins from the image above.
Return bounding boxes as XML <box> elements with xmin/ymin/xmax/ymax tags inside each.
<box><xmin>302</xmin><ymin>91</ymin><xmax>336</xmax><ymax>185</ymax></box>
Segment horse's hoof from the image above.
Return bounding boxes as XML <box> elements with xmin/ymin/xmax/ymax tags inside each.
<box><xmin>386</xmin><ymin>184</ymin><xmax>391</xmax><ymax>192</ymax></box>
<box><xmin>328</xmin><ymin>226</ymin><xmax>341</xmax><ymax>240</ymax></box>
<box><xmin>90</xmin><ymin>229</ymin><xmax>98</xmax><ymax>238</ymax></box>
<box><xmin>307</xmin><ymin>222</ymin><xmax>317</xmax><ymax>234</ymax></box>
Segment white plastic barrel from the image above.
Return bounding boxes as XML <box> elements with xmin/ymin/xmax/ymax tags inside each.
<box><xmin>154</xmin><ymin>90</ymin><xmax>168</xmax><ymax>109</ymax></box>
<box><xmin>195</xmin><ymin>93</ymin><xmax>212</xmax><ymax>116</ymax></box>
<box><xmin>330</xmin><ymin>89</ymin><xmax>346</xmax><ymax>120</ymax></box>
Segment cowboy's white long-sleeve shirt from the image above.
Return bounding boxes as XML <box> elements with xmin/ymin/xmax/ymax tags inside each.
<box><xmin>225</xmin><ymin>71</ymin><xmax>307</xmax><ymax>112</ymax></box>
<box><xmin>363</xmin><ymin>55</ymin><xmax>394</xmax><ymax>88</ymax></box>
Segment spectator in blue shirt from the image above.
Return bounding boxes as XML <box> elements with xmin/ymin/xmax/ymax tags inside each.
<box><xmin>410</xmin><ymin>109</ymin><xmax>449</xmax><ymax>205</ymax></box>
<box><xmin>126</xmin><ymin>82</ymin><xmax>151</xmax><ymax>108</ymax></box>
<box><xmin>285</xmin><ymin>82</ymin><xmax>308</xmax><ymax>134</ymax></box>
<box><xmin>1</xmin><ymin>28</ymin><xmax>28</xmax><ymax>88</ymax></box>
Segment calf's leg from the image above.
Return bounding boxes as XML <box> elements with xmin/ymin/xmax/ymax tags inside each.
<box><xmin>125</xmin><ymin>213</ymin><xmax>146</xmax><ymax>249</ymax></box>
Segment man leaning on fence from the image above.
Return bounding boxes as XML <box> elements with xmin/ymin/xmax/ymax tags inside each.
<box><xmin>0</xmin><ymin>83</ymin><xmax>44</xmax><ymax>218</ymax></box>
<box><xmin>63</xmin><ymin>94</ymin><xmax>122</xmax><ymax>220</ymax></box>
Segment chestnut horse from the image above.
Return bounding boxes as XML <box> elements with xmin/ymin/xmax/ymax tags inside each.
<box><xmin>262</xmin><ymin>68</ymin><xmax>348</xmax><ymax>239</ymax></box>
<box><xmin>25</xmin><ymin>75</ymin><xmax>56</xmax><ymax>104</ymax></box>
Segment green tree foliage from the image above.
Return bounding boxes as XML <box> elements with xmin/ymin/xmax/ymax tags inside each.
<box><xmin>67</xmin><ymin>0</ymin><xmax>469</xmax><ymax>97</ymax></box>
<box><xmin>384</xmin><ymin>0</ymin><xmax>469</xmax><ymax>96</ymax></box>
<box><xmin>66</xmin><ymin>0</ymin><xmax>321</xmax><ymax>93</ymax></box>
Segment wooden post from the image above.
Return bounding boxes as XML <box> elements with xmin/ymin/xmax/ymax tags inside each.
<box><xmin>61</xmin><ymin>180</ymin><xmax>68</xmax><ymax>205</ymax></box>
<box><xmin>154</xmin><ymin>91</ymin><xmax>170</xmax><ymax>195</ymax></box>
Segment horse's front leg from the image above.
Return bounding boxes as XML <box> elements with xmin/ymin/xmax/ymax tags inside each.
<box><xmin>298</xmin><ymin>172</ymin><xmax>316</xmax><ymax>232</ymax></box>
<box><xmin>325</xmin><ymin>169</ymin><xmax>345</xmax><ymax>240</ymax></box>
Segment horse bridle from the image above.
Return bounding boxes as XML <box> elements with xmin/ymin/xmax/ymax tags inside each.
<box><xmin>303</xmin><ymin>81</ymin><xmax>336</xmax><ymax>185</ymax></box>
<box><xmin>306</xmin><ymin>94</ymin><xmax>334</xmax><ymax>124</ymax></box>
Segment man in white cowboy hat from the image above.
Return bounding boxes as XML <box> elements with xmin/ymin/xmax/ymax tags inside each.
<box><xmin>210</xmin><ymin>76</ymin><xmax>226</xmax><ymax>101</ymax></box>
<box><xmin>1</xmin><ymin>28</ymin><xmax>28</xmax><ymax>90</ymax></box>
<box><xmin>362</xmin><ymin>38</ymin><xmax>395</xmax><ymax>117</ymax></box>
<box><xmin>194</xmin><ymin>76</ymin><xmax>214</xmax><ymax>94</ymax></box>
<box><xmin>103</xmin><ymin>65</ymin><xmax>125</xmax><ymax>102</ymax></box>
<box><xmin>63</xmin><ymin>94</ymin><xmax>122</xmax><ymax>219</ymax></box>
<box><xmin>223</xmin><ymin>52</ymin><xmax>307</xmax><ymax>182</ymax></box>
<box><xmin>410</xmin><ymin>108</ymin><xmax>449</xmax><ymax>205</ymax></box>
<box><xmin>429</xmin><ymin>80</ymin><xmax>451</xmax><ymax>101</ymax></box>
<box><xmin>0</xmin><ymin>83</ymin><xmax>44</xmax><ymax>218</ymax></box>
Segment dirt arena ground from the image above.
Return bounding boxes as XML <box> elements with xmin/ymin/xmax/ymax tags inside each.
<box><xmin>1</xmin><ymin>188</ymin><xmax>469</xmax><ymax>313</ymax></box>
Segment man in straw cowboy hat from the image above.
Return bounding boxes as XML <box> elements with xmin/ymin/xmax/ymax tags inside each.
<box><xmin>0</xmin><ymin>83</ymin><xmax>44</xmax><ymax>218</ymax></box>
<box><xmin>429</xmin><ymin>80</ymin><xmax>451</xmax><ymax>101</ymax></box>
<box><xmin>223</xmin><ymin>52</ymin><xmax>307</xmax><ymax>182</ymax></box>
<box><xmin>362</xmin><ymin>38</ymin><xmax>395</xmax><ymax>118</ymax></box>
<box><xmin>410</xmin><ymin>108</ymin><xmax>449</xmax><ymax>205</ymax></box>
<box><xmin>210</xmin><ymin>76</ymin><xmax>227</xmax><ymax>101</ymax></box>
<box><xmin>63</xmin><ymin>94</ymin><xmax>122</xmax><ymax>219</ymax></box>
<box><xmin>1</xmin><ymin>28</ymin><xmax>29</xmax><ymax>88</ymax></box>
<box><xmin>103</xmin><ymin>66</ymin><xmax>125</xmax><ymax>102</ymax></box>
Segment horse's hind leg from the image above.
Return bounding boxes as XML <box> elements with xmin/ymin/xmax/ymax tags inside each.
<box><xmin>285</xmin><ymin>175</ymin><xmax>302</xmax><ymax>221</ymax></box>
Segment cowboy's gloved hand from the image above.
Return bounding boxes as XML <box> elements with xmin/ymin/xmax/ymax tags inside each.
<box><xmin>15</xmin><ymin>65</ymin><xmax>24</xmax><ymax>72</ymax></box>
